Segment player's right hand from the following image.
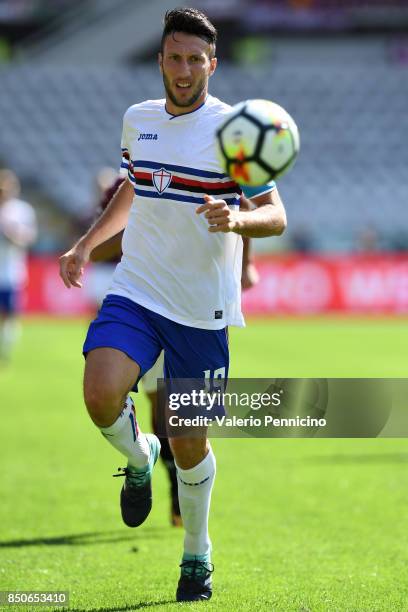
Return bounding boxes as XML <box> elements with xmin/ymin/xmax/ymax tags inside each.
<box><xmin>59</xmin><ymin>243</ymin><xmax>90</xmax><ymax>289</ymax></box>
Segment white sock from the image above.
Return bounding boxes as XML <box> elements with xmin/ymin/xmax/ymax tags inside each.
<box><xmin>176</xmin><ymin>447</ymin><xmax>216</xmax><ymax>557</ymax></box>
<box><xmin>99</xmin><ymin>396</ymin><xmax>150</xmax><ymax>469</ymax></box>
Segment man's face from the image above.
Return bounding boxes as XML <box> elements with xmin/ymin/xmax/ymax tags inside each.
<box><xmin>159</xmin><ymin>32</ymin><xmax>217</xmax><ymax>113</ymax></box>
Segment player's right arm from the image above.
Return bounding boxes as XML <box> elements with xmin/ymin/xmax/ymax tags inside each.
<box><xmin>59</xmin><ymin>178</ymin><xmax>134</xmax><ymax>288</ymax></box>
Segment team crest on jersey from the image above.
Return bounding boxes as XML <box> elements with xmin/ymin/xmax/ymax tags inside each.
<box><xmin>153</xmin><ymin>168</ymin><xmax>172</xmax><ymax>194</ymax></box>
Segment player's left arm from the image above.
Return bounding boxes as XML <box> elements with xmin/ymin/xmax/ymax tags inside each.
<box><xmin>196</xmin><ymin>188</ymin><xmax>287</xmax><ymax>238</ymax></box>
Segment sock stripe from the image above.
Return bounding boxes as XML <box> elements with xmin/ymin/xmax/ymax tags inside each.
<box><xmin>178</xmin><ymin>475</ymin><xmax>210</xmax><ymax>487</ymax></box>
<box><xmin>128</xmin><ymin>411</ymin><xmax>137</xmax><ymax>442</ymax></box>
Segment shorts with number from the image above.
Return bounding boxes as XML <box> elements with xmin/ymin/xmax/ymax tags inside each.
<box><xmin>83</xmin><ymin>294</ymin><xmax>229</xmax><ymax>394</ymax></box>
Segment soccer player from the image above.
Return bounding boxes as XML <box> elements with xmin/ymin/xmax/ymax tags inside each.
<box><xmin>90</xmin><ymin>215</ymin><xmax>260</xmax><ymax>528</ymax></box>
<box><xmin>59</xmin><ymin>8</ymin><xmax>286</xmax><ymax>602</ymax></box>
<box><xmin>0</xmin><ymin>169</ymin><xmax>37</xmax><ymax>362</ymax></box>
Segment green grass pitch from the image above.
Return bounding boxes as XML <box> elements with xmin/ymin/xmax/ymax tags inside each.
<box><xmin>1</xmin><ymin>316</ymin><xmax>408</xmax><ymax>611</ymax></box>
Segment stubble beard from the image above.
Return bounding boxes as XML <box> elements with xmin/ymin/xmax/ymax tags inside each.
<box><xmin>163</xmin><ymin>71</ymin><xmax>207</xmax><ymax>109</ymax></box>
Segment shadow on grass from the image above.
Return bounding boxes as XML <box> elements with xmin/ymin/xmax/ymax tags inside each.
<box><xmin>0</xmin><ymin>529</ymin><xmax>164</xmax><ymax>549</ymax></box>
<box><xmin>64</xmin><ymin>602</ymin><xmax>175</xmax><ymax>611</ymax></box>
<box><xmin>305</xmin><ymin>452</ymin><xmax>408</xmax><ymax>465</ymax></box>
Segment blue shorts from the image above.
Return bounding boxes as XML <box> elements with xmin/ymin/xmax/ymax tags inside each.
<box><xmin>0</xmin><ymin>289</ymin><xmax>20</xmax><ymax>315</ymax></box>
<box><xmin>83</xmin><ymin>294</ymin><xmax>229</xmax><ymax>396</ymax></box>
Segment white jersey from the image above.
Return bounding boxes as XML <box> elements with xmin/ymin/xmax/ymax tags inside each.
<box><xmin>0</xmin><ymin>198</ymin><xmax>37</xmax><ymax>289</ymax></box>
<box><xmin>110</xmin><ymin>95</ymin><xmax>270</xmax><ymax>329</ymax></box>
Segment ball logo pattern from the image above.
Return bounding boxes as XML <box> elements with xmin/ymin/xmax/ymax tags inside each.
<box><xmin>215</xmin><ymin>99</ymin><xmax>300</xmax><ymax>186</ymax></box>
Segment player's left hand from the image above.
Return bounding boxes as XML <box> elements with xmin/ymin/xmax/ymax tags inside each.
<box><xmin>196</xmin><ymin>195</ymin><xmax>240</xmax><ymax>233</ymax></box>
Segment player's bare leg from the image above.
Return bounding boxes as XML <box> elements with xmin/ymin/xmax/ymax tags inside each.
<box><xmin>84</xmin><ymin>347</ymin><xmax>160</xmax><ymax>527</ymax></box>
<box><xmin>170</xmin><ymin>434</ymin><xmax>215</xmax><ymax>602</ymax></box>
<box><xmin>84</xmin><ymin>347</ymin><xmax>139</xmax><ymax>426</ymax></box>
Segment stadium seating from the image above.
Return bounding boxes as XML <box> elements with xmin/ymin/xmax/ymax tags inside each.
<box><xmin>0</xmin><ymin>49</ymin><xmax>407</xmax><ymax>250</ymax></box>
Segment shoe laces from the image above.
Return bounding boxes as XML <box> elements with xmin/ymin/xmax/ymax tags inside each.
<box><xmin>113</xmin><ymin>467</ymin><xmax>146</xmax><ymax>487</ymax></box>
<box><xmin>180</xmin><ymin>559</ymin><xmax>214</xmax><ymax>580</ymax></box>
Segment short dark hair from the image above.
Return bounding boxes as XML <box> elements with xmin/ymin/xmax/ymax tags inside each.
<box><xmin>161</xmin><ymin>7</ymin><xmax>217</xmax><ymax>58</ymax></box>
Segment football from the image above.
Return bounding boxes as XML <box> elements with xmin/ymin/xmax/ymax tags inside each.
<box><xmin>215</xmin><ymin>99</ymin><xmax>300</xmax><ymax>186</ymax></box>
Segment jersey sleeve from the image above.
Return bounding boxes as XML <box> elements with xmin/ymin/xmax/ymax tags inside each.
<box><xmin>241</xmin><ymin>181</ymin><xmax>276</xmax><ymax>200</ymax></box>
<box><xmin>119</xmin><ymin>114</ymin><xmax>134</xmax><ymax>181</ymax></box>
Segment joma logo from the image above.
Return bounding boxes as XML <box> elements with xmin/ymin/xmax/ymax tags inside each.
<box><xmin>138</xmin><ymin>133</ymin><xmax>158</xmax><ymax>141</ymax></box>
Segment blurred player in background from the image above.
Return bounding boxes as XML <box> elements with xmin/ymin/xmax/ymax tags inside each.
<box><xmin>0</xmin><ymin>169</ymin><xmax>37</xmax><ymax>362</ymax></box>
<box><xmin>60</xmin><ymin>8</ymin><xmax>286</xmax><ymax>602</ymax></box>
<box><xmin>90</xmin><ymin>173</ymin><xmax>260</xmax><ymax>528</ymax></box>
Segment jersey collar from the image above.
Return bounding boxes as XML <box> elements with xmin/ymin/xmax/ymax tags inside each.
<box><xmin>165</xmin><ymin>96</ymin><xmax>208</xmax><ymax>120</ymax></box>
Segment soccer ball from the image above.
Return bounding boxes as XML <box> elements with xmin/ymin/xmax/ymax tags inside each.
<box><xmin>215</xmin><ymin>99</ymin><xmax>300</xmax><ymax>186</ymax></box>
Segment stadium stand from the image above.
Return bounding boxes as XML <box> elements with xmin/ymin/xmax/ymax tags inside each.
<box><xmin>1</xmin><ymin>35</ymin><xmax>406</xmax><ymax>251</ymax></box>
<box><xmin>0</xmin><ymin>0</ymin><xmax>75</xmax><ymax>23</ymax></box>
<box><xmin>16</xmin><ymin>0</ymin><xmax>186</xmax><ymax>63</ymax></box>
